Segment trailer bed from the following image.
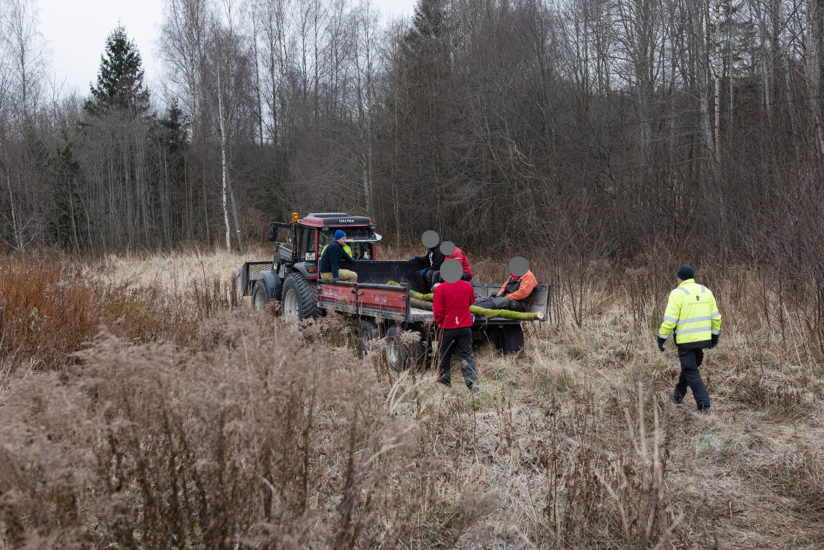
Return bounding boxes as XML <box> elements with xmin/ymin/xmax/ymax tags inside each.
<box><xmin>317</xmin><ymin>279</ymin><xmax>549</xmax><ymax>326</ymax></box>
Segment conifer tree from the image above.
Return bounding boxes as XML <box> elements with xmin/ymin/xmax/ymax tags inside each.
<box><xmin>87</xmin><ymin>25</ymin><xmax>150</xmax><ymax>116</ymax></box>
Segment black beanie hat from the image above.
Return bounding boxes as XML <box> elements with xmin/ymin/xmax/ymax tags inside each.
<box><xmin>677</xmin><ymin>265</ymin><xmax>695</xmax><ymax>280</ymax></box>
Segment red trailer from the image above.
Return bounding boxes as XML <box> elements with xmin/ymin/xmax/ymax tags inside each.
<box><xmin>237</xmin><ymin>213</ymin><xmax>549</xmax><ymax>369</ymax></box>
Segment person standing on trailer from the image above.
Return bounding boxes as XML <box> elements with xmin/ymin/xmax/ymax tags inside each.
<box><xmin>432</xmin><ymin>259</ymin><xmax>479</xmax><ymax>392</ymax></box>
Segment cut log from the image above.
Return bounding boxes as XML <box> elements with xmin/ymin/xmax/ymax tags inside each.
<box><xmin>410</xmin><ymin>298</ymin><xmax>433</xmax><ymax>310</ymax></box>
<box><xmin>469</xmin><ymin>306</ymin><xmax>542</xmax><ymax>321</ymax></box>
<box><xmin>404</xmin><ymin>285</ymin><xmax>543</xmax><ymax>321</ymax></box>
<box><xmin>411</xmin><ymin>291</ymin><xmax>542</xmax><ymax>321</ymax></box>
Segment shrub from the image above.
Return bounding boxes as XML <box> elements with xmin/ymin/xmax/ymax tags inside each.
<box><xmin>0</xmin><ymin>252</ymin><xmax>215</xmax><ymax>377</ymax></box>
<box><xmin>0</xmin><ymin>313</ymin><xmax>481</xmax><ymax>548</ymax></box>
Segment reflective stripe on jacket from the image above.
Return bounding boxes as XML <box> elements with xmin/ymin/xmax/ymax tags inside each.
<box><xmin>320</xmin><ymin>243</ymin><xmax>352</xmax><ymax>258</ymax></box>
<box><xmin>658</xmin><ymin>279</ymin><xmax>721</xmax><ymax>346</ymax></box>
<box><xmin>319</xmin><ymin>241</ymin><xmax>354</xmax><ymax>279</ymax></box>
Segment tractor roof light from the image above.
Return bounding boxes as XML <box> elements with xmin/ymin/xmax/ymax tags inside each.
<box><xmin>291</xmin><ymin>212</ymin><xmax>299</xmax><ymax>223</ymax></box>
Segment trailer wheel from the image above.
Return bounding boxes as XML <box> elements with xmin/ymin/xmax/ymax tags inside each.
<box><xmin>281</xmin><ymin>273</ymin><xmax>318</xmax><ymax>320</ymax></box>
<box><xmin>357</xmin><ymin>320</ymin><xmax>379</xmax><ymax>359</ymax></box>
<box><xmin>385</xmin><ymin>326</ymin><xmax>426</xmax><ymax>371</ymax></box>
<box><xmin>251</xmin><ymin>280</ymin><xmax>270</xmax><ymax>311</ymax></box>
<box><xmin>502</xmin><ymin>325</ymin><xmax>524</xmax><ymax>355</ymax></box>
<box><xmin>484</xmin><ymin>326</ymin><xmax>504</xmax><ymax>351</ymax></box>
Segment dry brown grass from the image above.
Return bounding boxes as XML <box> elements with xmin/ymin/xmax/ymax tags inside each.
<box><xmin>2</xmin><ymin>248</ymin><xmax>824</xmax><ymax>548</ymax></box>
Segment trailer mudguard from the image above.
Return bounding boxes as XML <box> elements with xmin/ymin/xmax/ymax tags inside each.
<box><xmin>258</xmin><ymin>270</ymin><xmax>283</xmax><ymax>301</ymax></box>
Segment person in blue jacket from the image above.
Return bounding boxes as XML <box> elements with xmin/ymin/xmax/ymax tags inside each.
<box><xmin>319</xmin><ymin>230</ymin><xmax>358</xmax><ymax>282</ymax></box>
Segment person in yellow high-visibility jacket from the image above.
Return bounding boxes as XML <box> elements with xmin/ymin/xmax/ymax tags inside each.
<box><xmin>320</xmin><ymin>241</ymin><xmax>352</xmax><ymax>259</ymax></box>
<box><xmin>657</xmin><ymin>265</ymin><xmax>721</xmax><ymax>413</ymax></box>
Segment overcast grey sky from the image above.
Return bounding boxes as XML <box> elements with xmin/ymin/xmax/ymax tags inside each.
<box><xmin>38</xmin><ymin>0</ymin><xmax>417</xmax><ymax>97</ymax></box>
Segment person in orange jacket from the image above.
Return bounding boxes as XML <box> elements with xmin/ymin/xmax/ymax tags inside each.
<box><xmin>475</xmin><ymin>269</ymin><xmax>537</xmax><ymax>312</ymax></box>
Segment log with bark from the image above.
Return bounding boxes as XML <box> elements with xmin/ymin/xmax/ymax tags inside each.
<box><xmin>409</xmin><ymin>291</ymin><xmax>543</xmax><ymax>321</ymax></box>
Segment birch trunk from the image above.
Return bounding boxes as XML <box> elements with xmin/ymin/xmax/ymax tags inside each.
<box><xmin>714</xmin><ymin>0</ymin><xmax>721</xmax><ymax>161</ymax></box>
<box><xmin>217</xmin><ymin>44</ymin><xmax>231</xmax><ymax>252</ymax></box>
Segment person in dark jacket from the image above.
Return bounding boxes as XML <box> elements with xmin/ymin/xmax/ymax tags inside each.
<box><xmin>319</xmin><ymin>230</ymin><xmax>357</xmax><ymax>282</ymax></box>
<box><xmin>410</xmin><ymin>242</ymin><xmax>445</xmax><ymax>292</ymax></box>
<box><xmin>412</xmin><ymin>238</ymin><xmax>473</xmax><ymax>291</ymax></box>
<box><xmin>432</xmin><ymin>259</ymin><xmax>479</xmax><ymax>392</ymax></box>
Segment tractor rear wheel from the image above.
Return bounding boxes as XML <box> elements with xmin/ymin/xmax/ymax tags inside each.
<box><xmin>281</xmin><ymin>273</ymin><xmax>319</xmax><ymax>320</ymax></box>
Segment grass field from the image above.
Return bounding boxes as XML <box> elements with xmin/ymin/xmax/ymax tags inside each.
<box><xmin>1</xmin><ymin>248</ymin><xmax>823</xmax><ymax>548</ymax></box>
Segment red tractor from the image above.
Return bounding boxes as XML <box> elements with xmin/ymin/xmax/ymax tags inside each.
<box><xmin>237</xmin><ymin>213</ymin><xmax>549</xmax><ymax>368</ymax></box>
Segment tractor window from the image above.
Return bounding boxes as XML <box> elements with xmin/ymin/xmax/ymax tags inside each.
<box><xmin>300</xmin><ymin>228</ymin><xmax>317</xmax><ymax>262</ymax></box>
<box><xmin>319</xmin><ymin>227</ymin><xmax>378</xmax><ymax>261</ymax></box>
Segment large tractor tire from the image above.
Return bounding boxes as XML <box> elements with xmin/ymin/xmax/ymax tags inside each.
<box><xmin>281</xmin><ymin>273</ymin><xmax>319</xmax><ymax>320</ymax></box>
<box><xmin>251</xmin><ymin>279</ymin><xmax>270</xmax><ymax>311</ymax></box>
<box><xmin>251</xmin><ymin>274</ymin><xmax>283</xmax><ymax>312</ymax></box>
<box><xmin>252</xmin><ymin>279</ymin><xmax>282</xmax><ymax>312</ymax></box>
<box><xmin>502</xmin><ymin>325</ymin><xmax>525</xmax><ymax>355</ymax></box>
<box><xmin>357</xmin><ymin>320</ymin><xmax>379</xmax><ymax>359</ymax></box>
<box><xmin>385</xmin><ymin>325</ymin><xmax>426</xmax><ymax>372</ymax></box>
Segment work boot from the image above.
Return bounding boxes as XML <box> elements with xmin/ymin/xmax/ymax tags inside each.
<box><xmin>468</xmin><ymin>383</ymin><xmax>479</xmax><ymax>394</ymax></box>
<box><xmin>670</xmin><ymin>391</ymin><xmax>683</xmax><ymax>405</ymax></box>
<box><xmin>695</xmin><ymin>406</ymin><xmax>711</xmax><ymax>415</ymax></box>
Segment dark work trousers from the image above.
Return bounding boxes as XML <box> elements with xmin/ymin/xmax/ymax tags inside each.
<box><xmin>412</xmin><ymin>270</ymin><xmax>430</xmax><ymax>293</ymax></box>
<box><xmin>438</xmin><ymin>327</ymin><xmax>479</xmax><ymax>388</ymax></box>
<box><xmin>674</xmin><ymin>347</ymin><xmax>710</xmax><ymax>409</ymax></box>
<box><xmin>474</xmin><ymin>296</ymin><xmax>526</xmax><ymax>312</ymax></box>
<box><xmin>425</xmin><ymin>269</ymin><xmax>441</xmax><ymax>290</ymax></box>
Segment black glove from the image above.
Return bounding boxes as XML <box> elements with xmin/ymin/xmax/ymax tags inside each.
<box><xmin>711</xmin><ymin>334</ymin><xmax>719</xmax><ymax>348</ymax></box>
<box><xmin>657</xmin><ymin>337</ymin><xmax>666</xmax><ymax>351</ymax></box>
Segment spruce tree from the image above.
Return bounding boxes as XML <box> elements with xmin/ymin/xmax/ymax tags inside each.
<box><xmin>87</xmin><ymin>25</ymin><xmax>150</xmax><ymax>116</ymax></box>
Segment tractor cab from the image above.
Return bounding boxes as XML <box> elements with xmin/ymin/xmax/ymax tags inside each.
<box><xmin>269</xmin><ymin>212</ymin><xmax>382</xmax><ymax>277</ymax></box>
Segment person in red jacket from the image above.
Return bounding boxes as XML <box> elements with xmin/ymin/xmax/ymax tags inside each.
<box><xmin>429</xmin><ymin>239</ymin><xmax>473</xmax><ymax>288</ymax></box>
<box><xmin>443</xmin><ymin>239</ymin><xmax>473</xmax><ymax>280</ymax></box>
<box><xmin>432</xmin><ymin>259</ymin><xmax>479</xmax><ymax>391</ymax></box>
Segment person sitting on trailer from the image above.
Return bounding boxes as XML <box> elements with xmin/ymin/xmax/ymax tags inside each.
<box><xmin>320</xmin><ymin>239</ymin><xmax>352</xmax><ymax>260</ymax></box>
<box><xmin>411</xmin><ymin>240</ymin><xmax>445</xmax><ymax>292</ymax></box>
<box><xmin>475</xmin><ymin>257</ymin><xmax>537</xmax><ymax>312</ymax></box>
<box><xmin>319</xmin><ymin>230</ymin><xmax>358</xmax><ymax>282</ymax></box>
<box><xmin>433</xmin><ymin>238</ymin><xmax>473</xmax><ymax>285</ymax></box>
